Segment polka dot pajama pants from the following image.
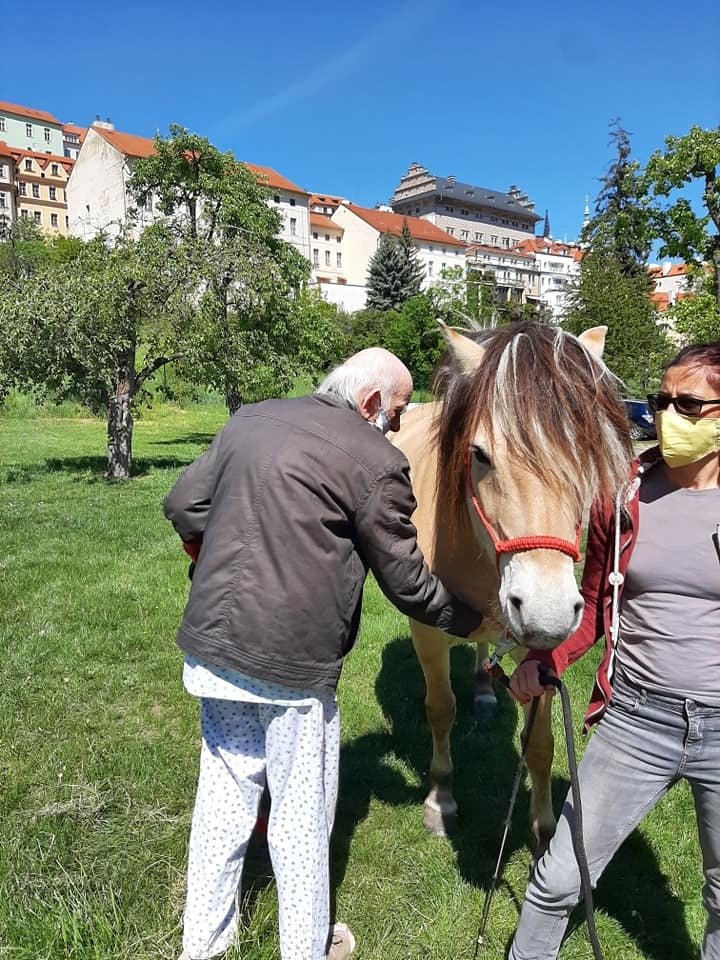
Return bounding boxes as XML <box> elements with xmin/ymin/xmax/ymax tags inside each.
<box><xmin>183</xmin><ymin>695</ymin><xmax>340</xmax><ymax>960</ymax></box>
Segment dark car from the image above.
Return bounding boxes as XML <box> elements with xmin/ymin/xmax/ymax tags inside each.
<box><xmin>623</xmin><ymin>399</ymin><xmax>657</xmax><ymax>441</ymax></box>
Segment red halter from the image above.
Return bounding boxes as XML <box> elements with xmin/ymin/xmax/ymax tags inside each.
<box><xmin>464</xmin><ymin>453</ymin><xmax>581</xmax><ymax>568</ymax></box>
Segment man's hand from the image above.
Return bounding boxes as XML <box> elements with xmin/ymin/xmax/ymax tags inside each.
<box><xmin>509</xmin><ymin>659</ymin><xmax>558</xmax><ymax>704</ymax></box>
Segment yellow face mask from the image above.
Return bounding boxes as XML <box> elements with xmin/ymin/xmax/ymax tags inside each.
<box><xmin>657</xmin><ymin>410</ymin><xmax>720</xmax><ymax>468</ymax></box>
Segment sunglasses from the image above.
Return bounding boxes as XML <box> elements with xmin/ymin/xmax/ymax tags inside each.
<box><xmin>647</xmin><ymin>393</ymin><xmax>720</xmax><ymax>417</ymax></box>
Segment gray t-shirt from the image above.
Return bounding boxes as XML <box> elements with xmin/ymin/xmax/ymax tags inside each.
<box><xmin>616</xmin><ymin>466</ymin><xmax>720</xmax><ymax>706</ymax></box>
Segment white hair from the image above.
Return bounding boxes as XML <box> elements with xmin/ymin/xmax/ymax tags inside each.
<box><xmin>315</xmin><ymin>348</ymin><xmax>410</xmax><ymax>411</ymax></box>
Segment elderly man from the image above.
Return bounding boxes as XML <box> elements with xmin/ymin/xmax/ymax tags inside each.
<box><xmin>165</xmin><ymin>348</ymin><xmax>487</xmax><ymax>960</ymax></box>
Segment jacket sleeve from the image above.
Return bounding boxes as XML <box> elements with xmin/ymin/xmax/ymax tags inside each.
<box><xmin>163</xmin><ymin>430</ymin><xmax>224</xmax><ymax>543</ymax></box>
<box><xmin>527</xmin><ymin>495</ymin><xmax>610</xmax><ymax>675</ymax></box>
<box><xmin>354</xmin><ymin>462</ymin><xmax>484</xmax><ymax>637</ymax></box>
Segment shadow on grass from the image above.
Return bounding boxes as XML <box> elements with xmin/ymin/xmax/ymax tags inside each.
<box><xmin>332</xmin><ymin>635</ymin><xmax>696</xmax><ymax>960</ymax></box>
<box><xmin>0</xmin><ymin>454</ymin><xmax>196</xmax><ymax>484</ymax></box>
<box><xmin>149</xmin><ymin>433</ymin><xmax>217</xmax><ymax>448</ymax></box>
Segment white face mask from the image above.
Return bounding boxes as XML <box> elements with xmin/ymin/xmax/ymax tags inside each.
<box><xmin>373</xmin><ymin>410</ymin><xmax>391</xmax><ymax>435</ymax></box>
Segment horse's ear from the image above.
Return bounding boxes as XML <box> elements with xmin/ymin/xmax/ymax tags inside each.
<box><xmin>437</xmin><ymin>319</ymin><xmax>485</xmax><ymax>375</ymax></box>
<box><xmin>577</xmin><ymin>325</ymin><xmax>608</xmax><ymax>358</ymax></box>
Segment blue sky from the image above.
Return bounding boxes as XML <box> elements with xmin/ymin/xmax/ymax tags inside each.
<box><xmin>2</xmin><ymin>0</ymin><xmax>719</xmax><ymax>244</ymax></box>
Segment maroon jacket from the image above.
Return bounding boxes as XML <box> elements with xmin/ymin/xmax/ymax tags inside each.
<box><xmin>530</xmin><ymin>447</ymin><xmax>663</xmax><ymax>730</ymax></box>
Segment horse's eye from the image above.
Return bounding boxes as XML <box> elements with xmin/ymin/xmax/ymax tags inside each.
<box><xmin>471</xmin><ymin>444</ymin><xmax>492</xmax><ymax>468</ymax></box>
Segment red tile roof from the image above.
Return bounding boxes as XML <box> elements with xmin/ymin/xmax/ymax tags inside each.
<box><xmin>513</xmin><ymin>237</ymin><xmax>584</xmax><ymax>261</ymax></box>
<box><xmin>343</xmin><ymin>204</ymin><xmax>465</xmax><ymax>247</ymax></box>
<box><xmin>0</xmin><ymin>100</ymin><xmax>61</xmax><ymax>126</ymax></box>
<box><xmin>648</xmin><ymin>263</ymin><xmax>689</xmax><ymax>279</ymax></box>
<box><xmin>466</xmin><ymin>242</ymin><xmax>535</xmax><ymax>260</ymax></box>
<box><xmin>63</xmin><ymin>123</ymin><xmax>87</xmax><ymax>140</ymax></box>
<box><xmin>0</xmin><ymin>139</ymin><xmax>12</xmax><ymax>159</ymax></box>
<box><xmin>9</xmin><ymin>146</ymin><xmax>73</xmax><ymax>171</ymax></box>
<box><xmin>91</xmin><ymin>125</ymin><xmax>157</xmax><ymax>158</ymax></box>
<box><xmin>309</xmin><ymin>193</ymin><xmax>343</xmax><ymax>208</ymax></box>
<box><xmin>310</xmin><ymin>212</ymin><xmax>341</xmax><ymax>230</ymax></box>
<box><xmin>245</xmin><ymin>163</ymin><xmax>307</xmax><ymax>195</ymax></box>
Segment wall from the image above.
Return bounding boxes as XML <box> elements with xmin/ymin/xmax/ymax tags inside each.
<box><xmin>67</xmin><ymin>128</ymin><xmax>131</xmax><ymax>239</ymax></box>
<box><xmin>0</xmin><ymin>110</ymin><xmax>63</xmax><ymax>155</ymax></box>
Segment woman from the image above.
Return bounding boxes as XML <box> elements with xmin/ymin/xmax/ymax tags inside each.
<box><xmin>507</xmin><ymin>343</ymin><xmax>720</xmax><ymax>960</ymax></box>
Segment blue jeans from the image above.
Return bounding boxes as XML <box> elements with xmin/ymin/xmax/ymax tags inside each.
<box><xmin>509</xmin><ymin>676</ymin><xmax>720</xmax><ymax>959</ymax></box>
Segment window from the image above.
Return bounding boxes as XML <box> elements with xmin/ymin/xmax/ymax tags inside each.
<box><xmin>0</xmin><ymin>195</ymin><xmax>5</xmax><ymax>208</ymax></box>
<box><xmin>49</xmin><ymin>186</ymin><xmax>57</xmax><ymax>200</ymax></box>
<box><xmin>44</xmin><ymin>128</ymin><xmax>51</xmax><ymax>142</ymax></box>
<box><xmin>325</xmin><ymin>250</ymin><xmax>331</xmax><ymax>266</ymax></box>
<box><xmin>461</xmin><ymin>230</ymin><xmax>469</xmax><ymax>240</ymax></box>
<box><xmin>0</xmin><ymin>118</ymin><xmax>5</xmax><ymax>131</ymax></box>
<box><xmin>144</xmin><ymin>193</ymin><xmax>152</xmax><ymax>212</ymax></box>
<box><xmin>34</xmin><ymin>211</ymin><xmax>41</xmax><ymax>223</ymax></box>
<box><xmin>51</xmin><ymin>213</ymin><xmax>58</xmax><ymax>227</ymax></box>
<box><xmin>336</xmin><ymin>252</ymin><xmax>342</xmax><ymax>268</ymax></box>
<box><xmin>312</xmin><ymin>248</ymin><xmax>319</xmax><ymax>267</ymax></box>
<box><xmin>427</xmin><ymin>261</ymin><xmax>433</xmax><ymax>277</ymax></box>
<box><xmin>65</xmin><ymin>216</ymin><xmax>69</xmax><ymax>229</ymax></box>
<box><xmin>312</xmin><ymin>232</ymin><xmax>318</xmax><ymax>240</ymax></box>
<box><xmin>21</xmin><ymin>209</ymin><xmax>29</xmax><ymax>218</ymax></box>
<box><xmin>490</xmin><ymin>235</ymin><xmax>498</xmax><ymax>245</ymax></box>
<box><xmin>273</xmin><ymin>194</ymin><xmax>280</xmax><ymax>203</ymax></box>
<box><xmin>0</xmin><ymin>164</ymin><xmax>5</xmax><ymax>178</ymax></box>
<box><xmin>26</xmin><ymin>123</ymin><xmax>32</xmax><ymax>137</ymax></box>
<box><xmin>447</xmin><ymin>228</ymin><xmax>454</xmax><ymax>235</ymax></box>
<box><xmin>475</xmin><ymin>232</ymin><xmax>482</xmax><ymax>242</ymax></box>
<box><xmin>25</xmin><ymin>159</ymin><xmax>33</xmax><ymax>171</ymax></box>
<box><xmin>32</xmin><ymin>184</ymin><xmax>40</xmax><ymax>198</ymax></box>
<box><xmin>290</xmin><ymin>217</ymin><xmax>297</xmax><ymax>236</ymax></box>
<box><xmin>322</xmin><ymin>233</ymin><xmax>328</xmax><ymax>242</ymax></box>
<box><xmin>289</xmin><ymin>198</ymin><xmax>296</xmax><ymax>207</ymax></box>
<box><xmin>19</xmin><ymin>182</ymin><xmax>26</xmax><ymax>196</ymax></box>
<box><xmin>336</xmin><ymin>235</ymin><xmax>341</xmax><ymax>243</ymax></box>
<box><xmin>51</xmin><ymin>163</ymin><xmax>59</xmax><ymax>176</ymax></box>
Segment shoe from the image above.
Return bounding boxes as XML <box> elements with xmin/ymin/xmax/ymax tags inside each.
<box><xmin>327</xmin><ymin>922</ymin><xmax>356</xmax><ymax>959</ymax></box>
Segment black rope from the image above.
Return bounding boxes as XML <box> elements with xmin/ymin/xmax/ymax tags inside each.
<box><xmin>473</xmin><ymin>673</ymin><xmax>603</xmax><ymax>960</ymax></box>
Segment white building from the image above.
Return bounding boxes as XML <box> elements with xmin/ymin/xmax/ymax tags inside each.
<box><xmin>390</xmin><ymin>162</ymin><xmax>541</xmax><ymax>250</ymax></box>
<box><xmin>67</xmin><ymin>124</ymin><xmax>310</xmax><ymax>259</ymax></box>
<box><xmin>327</xmin><ymin>202</ymin><xmax>466</xmax><ymax>311</ymax></box>
<box><xmin>465</xmin><ymin>243</ymin><xmax>539</xmax><ymax>305</ymax></box>
<box><xmin>513</xmin><ymin>237</ymin><xmax>582</xmax><ymax>318</ymax></box>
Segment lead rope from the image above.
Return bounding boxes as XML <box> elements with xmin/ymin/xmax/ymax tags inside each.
<box><xmin>473</xmin><ymin>674</ymin><xmax>604</xmax><ymax>960</ymax></box>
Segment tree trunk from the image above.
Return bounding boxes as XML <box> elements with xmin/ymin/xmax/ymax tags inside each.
<box><xmin>107</xmin><ymin>375</ymin><xmax>134</xmax><ymax>480</ymax></box>
<box><xmin>225</xmin><ymin>386</ymin><xmax>243</xmax><ymax>416</ymax></box>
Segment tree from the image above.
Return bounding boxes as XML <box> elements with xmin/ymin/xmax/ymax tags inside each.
<box><xmin>582</xmin><ymin>121</ymin><xmax>654</xmax><ymax>277</ymax></box>
<box><xmin>644</xmin><ymin>125</ymin><xmax>720</xmax><ymax>310</ymax></box>
<box><xmin>0</xmin><ymin>226</ymin><xmax>196</xmax><ymax>479</ymax></box>
<box><xmin>667</xmin><ymin>273</ymin><xmax>720</xmax><ymax>344</ymax></box>
<box><xmin>366</xmin><ymin>221</ymin><xmax>426</xmax><ymax>311</ymax></box>
<box><xmin>564</xmin><ymin>252</ymin><xmax>671</xmax><ymax>391</ymax></box>
<box><xmin>130</xmin><ymin>127</ymin><xmax>330</xmax><ymax>413</ymax></box>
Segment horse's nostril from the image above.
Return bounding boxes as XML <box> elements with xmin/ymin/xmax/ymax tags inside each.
<box><xmin>574</xmin><ymin>601</ymin><xmax>584</xmax><ymax>617</ymax></box>
<box><xmin>510</xmin><ymin>594</ymin><xmax>523</xmax><ymax>612</ymax></box>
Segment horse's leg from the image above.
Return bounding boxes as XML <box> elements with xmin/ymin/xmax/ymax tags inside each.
<box><xmin>510</xmin><ymin>648</ymin><xmax>556</xmax><ymax>859</ymax></box>
<box><xmin>410</xmin><ymin>618</ymin><xmax>458</xmax><ymax>837</ymax></box>
<box><xmin>472</xmin><ymin>637</ymin><xmax>498</xmax><ymax>720</ymax></box>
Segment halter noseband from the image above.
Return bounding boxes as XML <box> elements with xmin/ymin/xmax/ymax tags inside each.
<box><xmin>464</xmin><ymin>452</ymin><xmax>581</xmax><ymax>568</ymax></box>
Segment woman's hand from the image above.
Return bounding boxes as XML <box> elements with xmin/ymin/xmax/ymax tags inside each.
<box><xmin>509</xmin><ymin>659</ymin><xmax>558</xmax><ymax>704</ymax></box>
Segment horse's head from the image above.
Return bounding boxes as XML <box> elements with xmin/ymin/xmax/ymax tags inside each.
<box><xmin>435</xmin><ymin>320</ymin><xmax>631</xmax><ymax>650</ymax></box>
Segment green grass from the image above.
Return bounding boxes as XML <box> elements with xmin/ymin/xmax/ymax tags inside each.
<box><xmin>0</xmin><ymin>408</ymin><xmax>705</xmax><ymax>960</ymax></box>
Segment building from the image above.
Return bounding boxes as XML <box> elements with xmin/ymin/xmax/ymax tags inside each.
<box><xmin>326</xmin><ymin>202</ymin><xmax>466</xmax><ymax>311</ymax></box>
<box><xmin>0</xmin><ymin>101</ymin><xmax>64</xmax><ymax>155</ymax></box>
<box><xmin>0</xmin><ymin>142</ymin><xmax>16</xmax><ymax>233</ymax></box>
<box><xmin>0</xmin><ymin>139</ymin><xmax>73</xmax><ymax>235</ymax></box>
<box><xmin>308</xmin><ymin>194</ymin><xmax>346</xmax><ymax>289</ymax></box>
<box><xmin>67</xmin><ymin>123</ymin><xmax>310</xmax><ymax>258</ymax></box>
<box><xmin>389</xmin><ymin>162</ymin><xmax>541</xmax><ymax>250</ymax></box>
<box><xmin>465</xmin><ymin>243</ymin><xmax>539</xmax><ymax>305</ymax></box>
<box><xmin>62</xmin><ymin>123</ymin><xmax>86</xmax><ymax>159</ymax></box>
<box><xmin>513</xmin><ymin>237</ymin><xmax>583</xmax><ymax>318</ymax></box>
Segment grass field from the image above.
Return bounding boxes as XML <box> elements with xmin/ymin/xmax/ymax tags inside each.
<box><xmin>0</xmin><ymin>406</ymin><xmax>707</xmax><ymax>960</ymax></box>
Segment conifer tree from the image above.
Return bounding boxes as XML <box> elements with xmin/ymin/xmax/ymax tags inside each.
<box><xmin>366</xmin><ymin>221</ymin><xmax>426</xmax><ymax>310</ymax></box>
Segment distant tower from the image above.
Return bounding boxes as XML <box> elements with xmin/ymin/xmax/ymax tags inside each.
<box><xmin>582</xmin><ymin>194</ymin><xmax>591</xmax><ymax>228</ymax></box>
<box><xmin>542</xmin><ymin>209</ymin><xmax>551</xmax><ymax>238</ymax></box>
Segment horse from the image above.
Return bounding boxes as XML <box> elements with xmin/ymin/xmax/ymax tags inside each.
<box><xmin>391</xmin><ymin>319</ymin><xmax>632</xmax><ymax>853</ymax></box>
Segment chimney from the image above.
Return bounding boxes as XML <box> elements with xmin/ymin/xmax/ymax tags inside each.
<box><xmin>92</xmin><ymin>117</ymin><xmax>116</xmax><ymax>131</ymax></box>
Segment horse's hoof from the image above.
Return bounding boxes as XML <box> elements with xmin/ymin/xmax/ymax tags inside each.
<box><xmin>423</xmin><ymin>804</ymin><xmax>458</xmax><ymax>837</ymax></box>
<box><xmin>473</xmin><ymin>691</ymin><xmax>498</xmax><ymax>721</ymax></box>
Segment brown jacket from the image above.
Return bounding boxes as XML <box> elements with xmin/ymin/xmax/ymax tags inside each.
<box><xmin>164</xmin><ymin>393</ymin><xmax>482</xmax><ymax>690</ymax></box>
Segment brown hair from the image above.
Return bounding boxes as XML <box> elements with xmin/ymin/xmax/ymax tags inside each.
<box><xmin>665</xmin><ymin>342</ymin><xmax>720</xmax><ymax>392</ymax></box>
